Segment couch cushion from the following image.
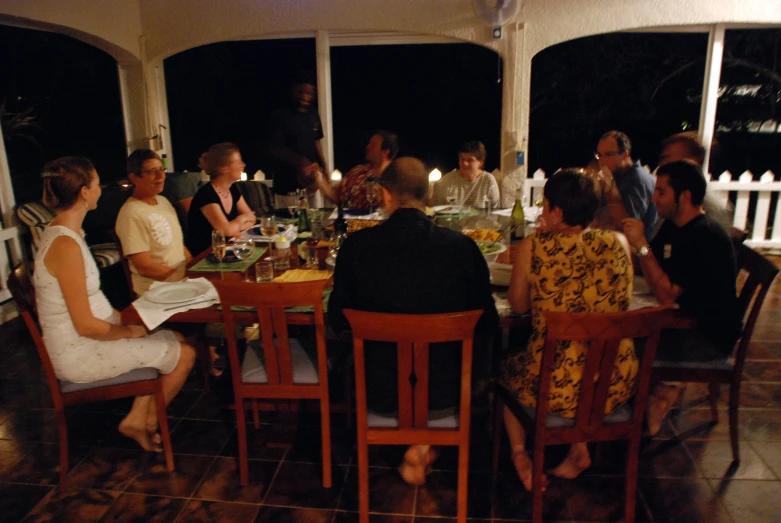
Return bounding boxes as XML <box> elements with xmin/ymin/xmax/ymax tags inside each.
<box><xmin>16</xmin><ymin>202</ymin><xmax>56</xmax><ymax>249</ymax></box>
<box><xmin>90</xmin><ymin>243</ymin><xmax>121</xmax><ymax>268</ymax></box>
<box><xmin>60</xmin><ymin>367</ymin><xmax>159</xmax><ymax>394</ymax></box>
<box><xmin>242</xmin><ymin>337</ymin><xmax>320</xmax><ymax>384</ymax></box>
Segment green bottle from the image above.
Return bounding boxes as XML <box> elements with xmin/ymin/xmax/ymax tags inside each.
<box><xmin>510</xmin><ymin>188</ymin><xmax>525</xmax><ymax>242</ymax></box>
<box><xmin>297</xmin><ymin>193</ymin><xmax>311</xmax><ymax>233</ymax></box>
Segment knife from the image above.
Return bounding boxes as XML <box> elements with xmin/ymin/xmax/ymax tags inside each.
<box><xmin>163</xmin><ymin>298</ymin><xmax>217</xmax><ymax>312</ymax></box>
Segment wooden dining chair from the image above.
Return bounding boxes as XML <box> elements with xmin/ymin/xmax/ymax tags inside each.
<box><xmin>343</xmin><ymin>309</ymin><xmax>483</xmax><ymax>523</ymax></box>
<box><xmin>653</xmin><ymin>244</ymin><xmax>779</xmax><ymax>463</ymax></box>
<box><xmin>214</xmin><ymin>278</ymin><xmax>332</xmax><ymax>486</ymax></box>
<box><xmin>6</xmin><ymin>264</ymin><xmax>174</xmax><ymax>491</ymax></box>
<box><xmin>492</xmin><ymin>307</ymin><xmax>674</xmax><ymax>523</ymax></box>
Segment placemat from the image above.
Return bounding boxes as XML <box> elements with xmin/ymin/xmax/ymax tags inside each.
<box><xmin>188</xmin><ymin>247</ymin><xmax>266</xmax><ymax>272</ymax></box>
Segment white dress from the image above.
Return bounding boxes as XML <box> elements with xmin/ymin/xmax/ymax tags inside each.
<box><xmin>33</xmin><ymin>226</ymin><xmax>181</xmax><ymax>383</ymax></box>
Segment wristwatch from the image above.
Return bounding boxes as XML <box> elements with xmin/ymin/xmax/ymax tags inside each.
<box><xmin>637</xmin><ymin>244</ymin><xmax>652</xmax><ymax>258</ymax></box>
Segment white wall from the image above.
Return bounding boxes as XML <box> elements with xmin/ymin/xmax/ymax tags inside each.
<box><xmin>0</xmin><ymin>0</ymin><xmax>142</xmax><ymax>62</ymax></box>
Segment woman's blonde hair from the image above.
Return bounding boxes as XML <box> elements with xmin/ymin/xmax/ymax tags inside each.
<box><xmin>204</xmin><ymin>142</ymin><xmax>240</xmax><ymax>180</ymax></box>
<box><xmin>41</xmin><ymin>157</ymin><xmax>95</xmax><ymax>210</ymax></box>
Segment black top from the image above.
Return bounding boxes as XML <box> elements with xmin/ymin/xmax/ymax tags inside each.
<box><xmin>329</xmin><ymin>208</ymin><xmax>499</xmax><ymax>412</ymax></box>
<box><xmin>266</xmin><ymin>106</ymin><xmax>324</xmax><ymax>195</ymax></box>
<box><xmin>651</xmin><ymin>214</ymin><xmax>742</xmax><ymax>355</ymax></box>
<box><xmin>186</xmin><ymin>183</ymin><xmax>242</xmax><ymax>255</ymax></box>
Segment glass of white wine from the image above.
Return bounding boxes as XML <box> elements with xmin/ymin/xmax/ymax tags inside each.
<box><xmin>232</xmin><ymin>238</ymin><xmax>256</xmax><ymax>282</ymax></box>
<box><xmin>366</xmin><ymin>181</ymin><xmax>378</xmax><ymax>216</ymax></box>
<box><xmin>260</xmin><ymin>214</ymin><xmax>277</xmax><ymax>262</ymax></box>
<box><xmin>211</xmin><ymin>229</ymin><xmax>227</xmax><ymax>278</ymax></box>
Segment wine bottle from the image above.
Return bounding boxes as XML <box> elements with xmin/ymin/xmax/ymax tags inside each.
<box><xmin>510</xmin><ymin>188</ymin><xmax>525</xmax><ymax>242</ymax></box>
<box><xmin>298</xmin><ymin>194</ymin><xmax>311</xmax><ymax>233</ymax></box>
<box><xmin>334</xmin><ymin>200</ymin><xmax>348</xmax><ymax>237</ymax></box>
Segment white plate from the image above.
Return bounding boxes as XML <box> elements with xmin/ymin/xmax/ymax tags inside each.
<box><xmin>145</xmin><ymin>281</ymin><xmax>212</xmax><ymax>305</ymax></box>
<box><xmin>432</xmin><ymin>205</ymin><xmax>461</xmax><ymax>215</ymax></box>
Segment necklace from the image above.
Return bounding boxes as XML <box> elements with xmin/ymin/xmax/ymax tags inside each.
<box><xmin>212</xmin><ymin>182</ymin><xmax>230</xmax><ymax>199</ymax></box>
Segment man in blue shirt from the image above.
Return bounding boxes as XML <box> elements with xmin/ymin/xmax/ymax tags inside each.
<box><xmin>597</xmin><ymin>130</ymin><xmax>658</xmax><ymax>239</ymax></box>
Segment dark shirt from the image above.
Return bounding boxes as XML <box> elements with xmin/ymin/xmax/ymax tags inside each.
<box><xmin>616</xmin><ymin>160</ymin><xmax>658</xmax><ymax>240</ymax></box>
<box><xmin>186</xmin><ymin>183</ymin><xmax>242</xmax><ymax>255</ymax></box>
<box><xmin>328</xmin><ymin>208</ymin><xmax>498</xmax><ymax>413</ymax></box>
<box><xmin>651</xmin><ymin>214</ymin><xmax>742</xmax><ymax>356</ymax></box>
<box><xmin>266</xmin><ymin>106</ymin><xmax>324</xmax><ymax>195</ymax></box>
<box><xmin>161</xmin><ymin>172</ymin><xmax>206</xmax><ymax>234</ymax></box>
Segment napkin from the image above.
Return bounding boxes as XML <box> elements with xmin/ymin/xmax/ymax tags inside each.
<box><xmin>132</xmin><ymin>278</ymin><xmax>219</xmax><ymax>330</ymax></box>
<box><xmin>493</xmin><ymin>292</ymin><xmax>515</xmax><ymax>318</ymax></box>
<box><xmin>273</xmin><ymin>269</ymin><xmax>333</xmax><ymax>283</ymax></box>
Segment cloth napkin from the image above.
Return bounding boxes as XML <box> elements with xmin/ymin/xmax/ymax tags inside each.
<box><xmin>133</xmin><ymin>278</ymin><xmax>219</xmax><ymax>330</ymax></box>
<box><xmin>273</xmin><ymin>269</ymin><xmax>333</xmax><ymax>283</ymax></box>
<box><xmin>188</xmin><ymin>247</ymin><xmax>266</xmax><ymax>272</ymax></box>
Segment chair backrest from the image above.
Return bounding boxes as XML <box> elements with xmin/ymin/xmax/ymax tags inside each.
<box><xmin>108</xmin><ymin>229</ymin><xmax>137</xmax><ymax>300</ymax></box>
<box><xmin>732</xmin><ymin>245</ymin><xmax>779</xmax><ymax>373</ymax></box>
<box><xmin>235</xmin><ymin>181</ymin><xmax>275</xmax><ymax>216</ymax></box>
<box><xmin>6</xmin><ymin>264</ymin><xmax>65</xmax><ymax>408</ymax></box>
<box><xmin>213</xmin><ymin>279</ymin><xmax>329</xmax><ymax>387</ymax></box>
<box><xmin>728</xmin><ymin>227</ymin><xmax>748</xmax><ymax>254</ymax></box>
<box><xmin>539</xmin><ymin>307</ymin><xmax>674</xmax><ymax>436</ymax></box>
<box><xmin>343</xmin><ymin>309</ymin><xmax>483</xmax><ymax>430</ymax></box>
<box><xmin>16</xmin><ymin>201</ymin><xmax>56</xmax><ymax>251</ymax></box>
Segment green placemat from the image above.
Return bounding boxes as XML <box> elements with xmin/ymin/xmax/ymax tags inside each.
<box><xmin>188</xmin><ymin>247</ymin><xmax>267</xmax><ymax>273</ymax></box>
<box><xmin>217</xmin><ymin>288</ymin><xmax>332</xmax><ymax>313</ymax></box>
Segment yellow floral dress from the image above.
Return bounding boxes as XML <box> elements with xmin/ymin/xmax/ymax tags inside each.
<box><xmin>501</xmin><ymin>229</ymin><xmax>638</xmax><ymax>418</ymax></box>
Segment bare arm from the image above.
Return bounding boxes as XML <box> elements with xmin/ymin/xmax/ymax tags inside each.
<box><xmin>507</xmin><ymin>236</ymin><xmax>533</xmax><ymax>314</ymax></box>
<box><xmin>315</xmin><ymin>141</ymin><xmax>327</xmax><ymax>174</ymax></box>
<box><xmin>45</xmin><ymin>236</ymin><xmax>146</xmax><ymax>340</ymax></box>
<box><xmin>621</xmin><ymin>218</ymin><xmax>683</xmax><ymax>305</ymax></box>
<box><xmin>200</xmin><ymin>203</ymin><xmax>255</xmax><ymax>237</ymax></box>
<box><xmin>128</xmin><ymin>252</ymin><xmax>179</xmax><ymax>281</ymax></box>
<box><xmin>315</xmin><ymin>170</ymin><xmax>339</xmax><ymax>202</ymax></box>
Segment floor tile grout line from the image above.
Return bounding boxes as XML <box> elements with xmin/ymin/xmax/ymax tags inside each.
<box><xmin>259</xmin><ymin>446</ymin><xmax>288</xmax><ymax>506</ymax></box>
<box><xmin>745</xmin><ymin>440</ymin><xmax>781</xmax><ymax>481</ymax></box>
<box><xmin>330</xmin><ymin>447</ymin><xmax>354</xmax><ymax>521</ymax></box>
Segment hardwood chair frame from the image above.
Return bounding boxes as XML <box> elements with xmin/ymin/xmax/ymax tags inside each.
<box><xmin>214</xmin><ymin>278</ymin><xmax>332</xmax><ymax>487</ymax></box>
<box><xmin>6</xmin><ymin>264</ymin><xmax>174</xmax><ymax>491</ymax></box>
<box><xmin>343</xmin><ymin>309</ymin><xmax>483</xmax><ymax>523</ymax></box>
<box><xmin>653</xmin><ymin>244</ymin><xmax>779</xmax><ymax>463</ymax></box>
<box><xmin>493</xmin><ymin>307</ymin><xmax>674</xmax><ymax>523</ymax></box>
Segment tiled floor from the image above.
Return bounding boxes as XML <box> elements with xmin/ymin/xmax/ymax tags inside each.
<box><xmin>2</xmin><ymin>258</ymin><xmax>781</xmax><ymax>522</ymax></box>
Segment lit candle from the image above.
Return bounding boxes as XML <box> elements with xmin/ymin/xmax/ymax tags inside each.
<box><xmin>240</xmin><ymin>172</ymin><xmax>248</xmax><ymax>181</ymax></box>
<box><xmin>428</xmin><ymin>168</ymin><xmax>442</xmax><ymax>199</ymax></box>
<box><xmin>331</xmin><ymin>169</ymin><xmax>342</xmax><ymax>183</ymax></box>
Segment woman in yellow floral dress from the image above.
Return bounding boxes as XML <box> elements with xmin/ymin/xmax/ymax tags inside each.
<box><xmin>501</xmin><ymin>168</ymin><xmax>637</xmax><ymax>490</ymax></box>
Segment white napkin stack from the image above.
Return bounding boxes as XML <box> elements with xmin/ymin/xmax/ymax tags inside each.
<box><xmin>132</xmin><ymin>277</ymin><xmax>219</xmax><ymax>330</ymax></box>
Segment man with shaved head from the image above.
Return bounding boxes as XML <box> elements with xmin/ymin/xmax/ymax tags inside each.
<box><xmin>328</xmin><ymin>157</ymin><xmax>497</xmax><ymax>485</ymax></box>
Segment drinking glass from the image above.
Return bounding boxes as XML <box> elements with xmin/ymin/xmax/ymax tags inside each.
<box><xmin>260</xmin><ymin>214</ymin><xmax>277</xmax><ymax>260</ymax></box>
<box><xmin>233</xmin><ymin>238</ymin><xmax>256</xmax><ymax>282</ymax></box>
<box><xmin>255</xmin><ymin>260</ymin><xmax>274</xmax><ymax>282</ymax></box>
<box><xmin>366</xmin><ymin>181</ymin><xmax>378</xmax><ymax>216</ymax></box>
<box><xmin>211</xmin><ymin>229</ymin><xmax>227</xmax><ymax>277</ymax></box>
<box><xmin>445</xmin><ymin>185</ymin><xmax>458</xmax><ymax>209</ymax></box>
<box><xmin>305</xmin><ymin>237</ymin><xmax>319</xmax><ymax>269</ymax></box>
<box><xmin>287</xmin><ymin>192</ymin><xmax>299</xmax><ymax>219</ymax></box>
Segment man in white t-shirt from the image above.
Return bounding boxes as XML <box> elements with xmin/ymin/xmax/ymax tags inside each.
<box><xmin>432</xmin><ymin>141</ymin><xmax>499</xmax><ymax>208</ymax></box>
<box><xmin>116</xmin><ymin>149</ymin><xmax>191</xmax><ymax>296</ymax></box>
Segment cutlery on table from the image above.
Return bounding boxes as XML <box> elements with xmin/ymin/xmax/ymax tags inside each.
<box><xmin>163</xmin><ymin>298</ymin><xmax>217</xmax><ymax>311</ymax></box>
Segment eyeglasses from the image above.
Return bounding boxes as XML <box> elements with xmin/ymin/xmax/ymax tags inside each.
<box><xmin>140</xmin><ymin>167</ymin><xmax>166</xmax><ymax>175</ymax></box>
<box><xmin>593</xmin><ymin>151</ymin><xmax>622</xmax><ymax>160</ymax></box>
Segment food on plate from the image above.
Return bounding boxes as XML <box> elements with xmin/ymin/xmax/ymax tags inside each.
<box><xmin>326</xmin><ymin>219</ymin><xmax>382</xmax><ymax>234</ymax></box>
<box><xmin>463</xmin><ymin>227</ymin><xmax>503</xmax><ymax>242</ymax></box>
<box><xmin>477</xmin><ymin>242</ymin><xmax>503</xmax><ymax>255</ymax></box>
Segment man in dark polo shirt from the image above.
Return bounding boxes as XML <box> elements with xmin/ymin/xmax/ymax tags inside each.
<box><xmin>265</xmin><ymin>71</ymin><xmax>327</xmax><ymax>209</ymax></box>
<box><xmin>622</xmin><ymin>160</ymin><xmax>741</xmax><ymax>434</ymax></box>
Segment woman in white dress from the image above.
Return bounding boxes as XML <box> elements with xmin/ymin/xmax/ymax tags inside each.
<box><xmin>33</xmin><ymin>157</ymin><xmax>196</xmax><ymax>452</ymax></box>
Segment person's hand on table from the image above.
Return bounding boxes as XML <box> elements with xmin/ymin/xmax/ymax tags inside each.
<box><xmin>621</xmin><ymin>218</ymin><xmax>647</xmax><ymax>251</ymax></box>
<box><xmin>125</xmin><ymin>324</ymin><xmax>148</xmax><ymax>338</ymax></box>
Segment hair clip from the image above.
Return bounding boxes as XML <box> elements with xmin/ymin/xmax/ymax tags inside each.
<box><xmin>41</xmin><ymin>171</ymin><xmax>57</xmax><ymax>179</ymax></box>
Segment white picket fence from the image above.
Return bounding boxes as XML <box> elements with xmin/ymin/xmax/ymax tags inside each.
<box><xmin>525</xmin><ymin>169</ymin><xmax>781</xmax><ymax>249</ymax></box>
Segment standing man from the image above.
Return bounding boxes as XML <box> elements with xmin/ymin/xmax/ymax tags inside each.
<box><xmin>597</xmin><ymin>130</ymin><xmax>658</xmax><ymax>239</ymax></box>
<box><xmin>116</xmin><ymin>149</ymin><xmax>191</xmax><ymax>296</ymax></box>
<box><xmin>266</xmin><ymin>71</ymin><xmax>327</xmax><ymax>209</ymax></box>
<box><xmin>621</xmin><ymin>160</ymin><xmax>741</xmax><ymax>435</ymax></box>
<box><xmin>328</xmin><ymin>157</ymin><xmax>498</xmax><ymax>485</ymax></box>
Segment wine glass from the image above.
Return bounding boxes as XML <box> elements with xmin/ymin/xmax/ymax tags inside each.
<box><xmin>211</xmin><ymin>229</ymin><xmax>226</xmax><ymax>278</ymax></box>
<box><xmin>287</xmin><ymin>192</ymin><xmax>299</xmax><ymax>219</ymax></box>
<box><xmin>260</xmin><ymin>214</ymin><xmax>277</xmax><ymax>260</ymax></box>
<box><xmin>366</xmin><ymin>181</ymin><xmax>378</xmax><ymax>216</ymax></box>
<box><xmin>445</xmin><ymin>185</ymin><xmax>458</xmax><ymax>209</ymax></box>
<box><xmin>232</xmin><ymin>238</ymin><xmax>256</xmax><ymax>282</ymax></box>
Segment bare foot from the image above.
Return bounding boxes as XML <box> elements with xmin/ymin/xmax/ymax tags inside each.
<box><xmin>119</xmin><ymin>420</ymin><xmax>162</xmax><ymax>453</ymax></box>
<box><xmin>551</xmin><ymin>447</ymin><xmax>591</xmax><ymax>479</ymax></box>
<box><xmin>511</xmin><ymin>446</ymin><xmax>547</xmax><ymax>492</ymax></box>
<box><xmin>398</xmin><ymin>445</ymin><xmax>438</xmax><ymax>486</ymax></box>
<box><xmin>209</xmin><ymin>345</ymin><xmax>224</xmax><ymax>377</ymax></box>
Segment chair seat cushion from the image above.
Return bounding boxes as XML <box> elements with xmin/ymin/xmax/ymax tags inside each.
<box><xmin>16</xmin><ymin>201</ymin><xmax>56</xmax><ymax>249</ymax></box>
<box><xmin>60</xmin><ymin>367</ymin><xmax>159</xmax><ymax>394</ymax></box>
<box><xmin>242</xmin><ymin>338</ymin><xmax>320</xmax><ymax>384</ymax></box>
<box><xmin>367</xmin><ymin>410</ymin><xmax>459</xmax><ymax>429</ymax></box>
<box><xmin>520</xmin><ymin>403</ymin><xmax>632</xmax><ymax>428</ymax></box>
<box><xmin>653</xmin><ymin>358</ymin><xmax>733</xmax><ymax>371</ymax></box>
<box><xmin>90</xmin><ymin>243</ymin><xmax>121</xmax><ymax>268</ymax></box>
